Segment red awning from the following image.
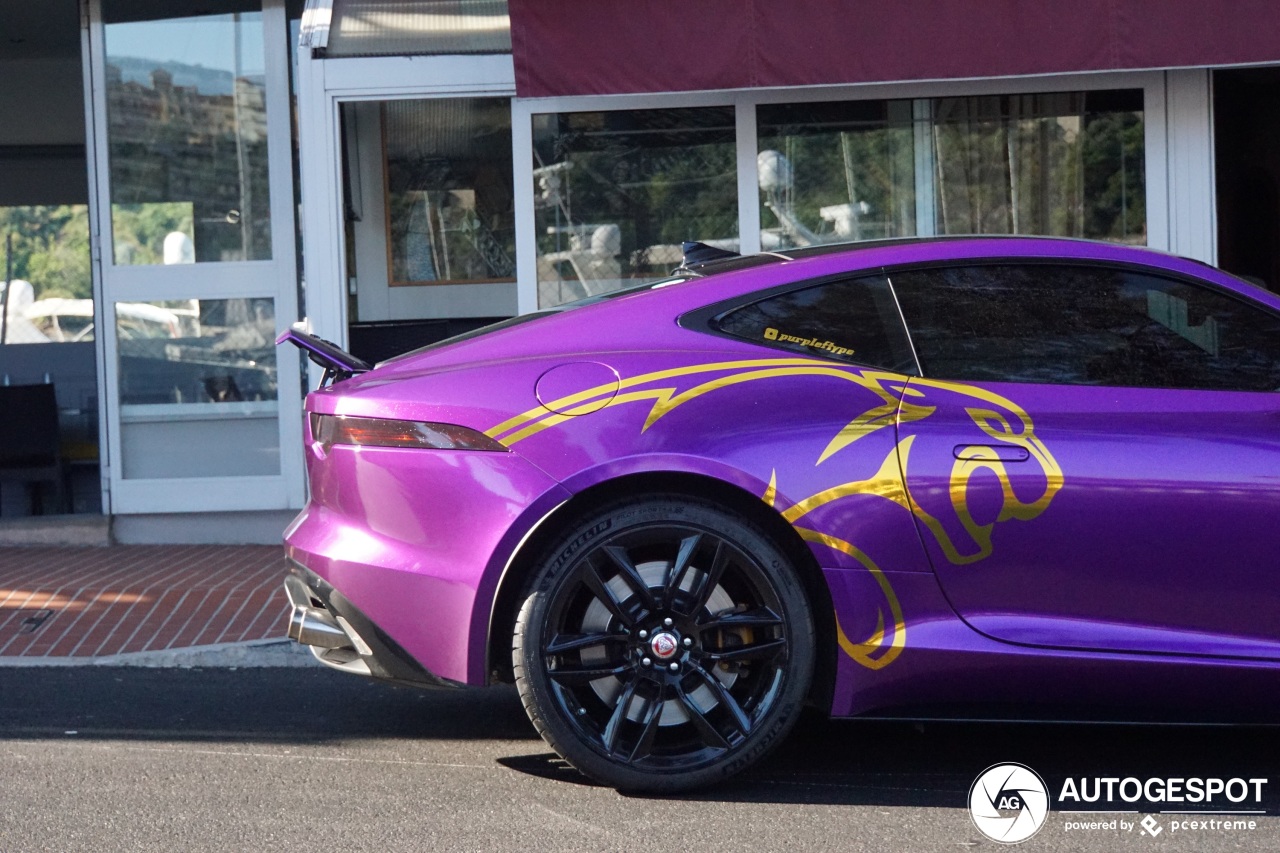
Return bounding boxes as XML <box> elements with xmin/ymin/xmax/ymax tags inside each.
<box><xmin>509</xmin><ymin>0</ymin><xmax>1280</xmax><ymax>99</ymax></box>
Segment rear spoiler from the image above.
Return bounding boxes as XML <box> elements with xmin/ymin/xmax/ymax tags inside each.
<box><xmin>680</xmin><ymin>240</ymin><xmax>740</xmax><ymax>267</ymax></box>
<box><xmin>276</xmin><ymin>326</ymin><xmax>371</xmax><ymax>387</ymax></box>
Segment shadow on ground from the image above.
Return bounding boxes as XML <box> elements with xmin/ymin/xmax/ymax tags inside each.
<box><xmin>0</xmin><ymin>666</ymin><xmax>535</xmax><ymax>743</ymax></box>
<box><xmin>500</xmin><ymin>707</ymin><xmax>1280</xmax><ymax>809</ymax></box>
<box><xmin>5</xmin><ymin>667</ymin><xmax>1279</xmax><ymax>811</ymax></box>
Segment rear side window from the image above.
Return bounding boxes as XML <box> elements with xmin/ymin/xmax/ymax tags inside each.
<box><xmin>891</xmin><ymin>264</ymin><xmax>1280</xmax><ymax>391</ymax></box>
<box><xmin>713</xmin><ymin>275</ymin><xmax>917</xmax><ymax>373</ymax></box>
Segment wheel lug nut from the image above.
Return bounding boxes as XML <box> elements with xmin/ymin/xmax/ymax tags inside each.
<box><xmin>642</xmin><ymin>657</ymin><xmax>652</xmax><ymax>667</ymax></box>
<box><xmin>682</xmin><ymin>637</ymin><xmax>692</xmax><ymax>647</ymax></box>
<box><xmin>668</xmin><ymin>662</ymin><xmax>679</xmax><ymax>672</ymax></box>
<box><xmin>663</xmin><ymin>618</ymin><xmax>673</xmax><ymax>627</ymax></box>
<box><xmin>638</xmin><ymin>630</ymin><xmax>648</xmax><ymax>639</ymax></box>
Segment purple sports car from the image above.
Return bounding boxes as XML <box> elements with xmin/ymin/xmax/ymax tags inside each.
<box><xmin>279</xmin><ymin>237</ymin><xmax>1280</xmax><ymax>791</ymax></box>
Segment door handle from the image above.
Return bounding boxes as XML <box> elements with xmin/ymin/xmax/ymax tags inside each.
<box><xmin>953</xmin><ymin>444</ymin><xmax>1030</xmax><ymax>462</ymax></box>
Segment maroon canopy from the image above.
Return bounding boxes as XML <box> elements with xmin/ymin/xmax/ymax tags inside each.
<box><xmin>510</xmin><ymin>0</ymin><xmax>1280</xmax><ymax>98</ymax></box>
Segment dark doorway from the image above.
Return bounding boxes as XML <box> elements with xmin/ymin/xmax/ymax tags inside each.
<box><xmin>1215</xmin><ymin>67</ymin><xmax>1280</xmax><ymax>292</ymax></box>
<box><xmin>0</xmin><ymin>0</ymin><xmax>102</xmax><ymax>516</ymax></box>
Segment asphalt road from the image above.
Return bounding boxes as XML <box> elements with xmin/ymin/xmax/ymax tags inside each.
<box><xmin>1</xmin><ymin>666</ymin><xmax>1277</xmax><ymax>852</ymax></box>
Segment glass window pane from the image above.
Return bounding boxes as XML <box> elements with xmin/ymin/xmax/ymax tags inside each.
<box><xmin>893</xmin><ymin>265</ymin><xmax>1280</xmax><ymax>390</ymax></box>
<box><xmin>757</xmin><ymin>100</ymin><xmax>917</xmax><ymax>251</ymax></box>
<box><xmin>930</xmin><ymin>91</ymin><xmax>1145</xmax><ymax>242</ymax></box>
<box><xmin>325</xmin><ymin>0</ymin><xmax>510</xmax><ymax>57</ymax></box>
<box><xmin>104</xmin><ymin>9</ymin><xmax>272</xmax><ymax>265</ymax></box>
<box><xmin>715</xmin><ymin>275</ymin><xmax>917</xmax><ymax>373</ymax></box>
<box><xmin>0</xmin><ymin>205</ymin><xmax>93</xmax><ymax>344</ymax></box>
<box><xmin>116</xmin><ymin>297</ymin><xmax>277</xmax><ymax>405</ymax></box>
<box><xmin>532</xmin><ymin>107</ymin><xmax>738</xmax><ymax>308</ymax></box>
<box><xmin>384</xmin><ymin>98</ymin><xmax>515</xmax><ymax>284</ymax></box>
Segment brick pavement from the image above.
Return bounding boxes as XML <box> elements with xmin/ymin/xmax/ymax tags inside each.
<box><xmin>0</xmin><ymin>545</ymin><xmax>289</xmax><ymax>659</ymax></box>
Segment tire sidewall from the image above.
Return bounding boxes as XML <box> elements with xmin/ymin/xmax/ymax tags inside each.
<box><xmin>514</xmin><ymin>496</ymin><xmax>815</xmax><ymax>792</ymax></box>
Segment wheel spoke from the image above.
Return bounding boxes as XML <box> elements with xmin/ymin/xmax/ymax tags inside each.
<box><xmin>691</xmin><ymin>663</ymin><xmax>752</xmax><ymax>741</ymax></box>
<box><xmin>601</xmin><ymin>676</ymin><xmax>640</xmax><ymax>754</ymax></box>
<box><xmin>663</xmin><ymin>533</ymin><xmax>702</xmax><ymax>603</ymax></box>
<box><xmin>684</xmin><ymin>538</ymin><xmax>729</xmax><ymax>618</ymax></box>
<box><xmin>674</xmin><ymin>682</ymin><xmax>730</xmax><ymax>750</ymax></box>
<box><xmin>626</xmin><ymin>694</ymin><xmax>665</xmax><ymax>762</ymax></box>
<box><xmin>548</xmin><ymin>661</ymin><xmax>632</xmax><ymax>686</ymax></box>
<box><xmin>581</xmin><ymin>561</ymin><xmax>638</xmax><ymax>629</ymax></box>
<box><xmin>702</xmin><ymin>636</ymin><xmax>787</xmax><ymax>664</ymax></box>
<box><xmin>545</xmin><ymin>632</ymin><xmax>627</xmax><ymax>655</ymax></box>
<box><xmin>602</xmin><ymin>545</ymin><xmax>658</xmax><ymax>611</ymax></box>
<box><xmin>698</xmin><ymin>605</ymin><xmax>783</xmax><ymax>632</ymax></box>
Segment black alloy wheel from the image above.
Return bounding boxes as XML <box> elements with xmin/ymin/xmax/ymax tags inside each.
<box><xmin>514</xmin><ymin>497</ymin><xmax>814</xmax><ymax>792</ymax></box>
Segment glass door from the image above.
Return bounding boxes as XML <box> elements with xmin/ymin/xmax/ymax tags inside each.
<box><xmin>86</xmin><ymin>0</ymin><xmax>303</xmax><ymax>514</ymax></box>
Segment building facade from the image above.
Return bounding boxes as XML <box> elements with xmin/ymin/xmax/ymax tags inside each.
<box><xmin>1</xmin><ymin>0</ymin><xmax>1278</xmax><ymax>541</ymax></box>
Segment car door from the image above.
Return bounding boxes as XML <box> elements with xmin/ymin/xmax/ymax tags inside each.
<box><xmin>889</xmin><ymin>261</ymin><xmax>1280</xmax><ymax>660</ymax></box>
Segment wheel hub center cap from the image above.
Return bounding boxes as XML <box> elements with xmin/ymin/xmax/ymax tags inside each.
<box><xmin>649</xmin><ymin>631</ymin><xmax>679</xmax><ymax>660</ymax></box>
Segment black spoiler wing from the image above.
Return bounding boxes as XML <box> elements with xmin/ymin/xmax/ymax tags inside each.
<box><xmin>276</xmin><ymin>326</ymin><xmax>371</xmax><ymax>387</ymax></box>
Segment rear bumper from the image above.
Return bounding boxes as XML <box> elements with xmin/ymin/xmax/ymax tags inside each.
<box><xmin>284</xmin><ymin>440</ymin><xmax>572</xmax><ymax>685</ymax></box>
<box><xmin>284</xmin><ymin>562</ymin><xmax>462</xmax><ymax>689</ymax></box>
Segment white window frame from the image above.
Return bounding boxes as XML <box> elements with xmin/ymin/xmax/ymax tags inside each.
<box><xmin>85</xmin><ymin>0</ymin><xmax>305</xmax><ymax>514</ymax></box>
<box><xmin>510</xmin><ymin>70</ymin><xmax>1211</xmax><ymax>314</ymax></box>
<box><xmin>294</xmin><ymin>52</ymin><xmax>517</xmax><ymax>355</ymax></box>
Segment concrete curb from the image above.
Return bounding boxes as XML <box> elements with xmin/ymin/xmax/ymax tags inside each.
<box><xmin>0</xmin><ymin>638</ymin><xmax>322</xmax><ymax>669</ymax></box>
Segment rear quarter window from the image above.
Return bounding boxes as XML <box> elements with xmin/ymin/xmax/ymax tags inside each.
<box><xmin>712</xmin><ymin>275</ymin><xmax>917</xmax><ymax>373</ymax></box>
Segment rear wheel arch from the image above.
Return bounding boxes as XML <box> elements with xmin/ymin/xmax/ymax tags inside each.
<box><xmin>486</xmin><ymin>471</ymin><xmax>838</xmax><ymax>712</ymax></box>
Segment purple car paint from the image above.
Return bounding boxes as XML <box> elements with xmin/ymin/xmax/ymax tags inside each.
<box><xmin>280</xmin><ymin>237</ymin><xmax>1280</xmax><ymax>790</ymax></box>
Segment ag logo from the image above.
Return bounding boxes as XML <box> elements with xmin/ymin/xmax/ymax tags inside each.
<box><xmin>968</xmin><ymin>763</ymin><xmax>1050</xmax><ymax>844</ymax></box>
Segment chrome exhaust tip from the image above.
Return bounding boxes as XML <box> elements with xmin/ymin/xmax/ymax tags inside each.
<box><xmin>284</xmin><ymin>574</ymin><xmax>354</xmax><ymax>650</ymax></box>
<box><xmin>288</xmin><ymin>605</ymin><xmax>353</xmax><ymax>649</ymax></box>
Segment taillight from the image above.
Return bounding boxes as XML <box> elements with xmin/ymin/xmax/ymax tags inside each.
<box><xmin>310</xmin><ymin>413</ymin><xmax>507</xmax><ymax>452</ymax></box>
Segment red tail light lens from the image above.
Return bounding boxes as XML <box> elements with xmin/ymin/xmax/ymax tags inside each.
<box><xmin>310</xmin><ymin>414</ymin><xmax>507</xmax><ymax>452</ymax></box>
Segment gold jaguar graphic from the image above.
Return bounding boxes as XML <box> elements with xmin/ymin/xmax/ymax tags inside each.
<box><xmin>488</xmin><ymin>358</ymin><xmax>1063</xmax><ymax>671</ymax></box>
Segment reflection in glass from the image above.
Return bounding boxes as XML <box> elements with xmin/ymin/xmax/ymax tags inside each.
<box><xmin>756</xmin><ymin>90</ymin><xmax>1145</xmax><ymax>249</ymax></box>
<box><xmin>104</xmin><ymin>12</ymin><xmax>271</xmax><ymax>265</ymax></box>
<box><xmin>325</xmin><ymin>0</ymin><xmax>510</xmax><ymax>57</ymax></box>
<box><xmin>532</xmin><ymin>107</ymin><xmax>738</xmax><ymax>308</ymax></box>
<box><xmin>931</xmin><ymin>91</ymin><xmax>1145</xmax><ymax>242</ymax></box>
<box><xmin>116</xmin><ymin>298</ymin><xmax>276</xmax><ymax>405</ymax></box>
<box><xmin>892</xmin><ymin>265</ymin><xmax>1280</xmax><ymax>390</ymax></box>
<box><xmin>757</xmin><ymin>101</ymin><xmax>917</xmax><ymax>251</ymax></box>
<box><xmin>384</xmin><ymin>99</ymin><xmax>515</xmax><ymax>285</ymax></box>
<box><xmin>0</xmin><ymin>205</ymin><xmax>93</xmax><ymax>344</ymax></box>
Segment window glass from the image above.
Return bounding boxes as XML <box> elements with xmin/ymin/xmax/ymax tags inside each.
<box><xmin>715</xmin><ymin>276</ymin><xmax>916</xmax><ymax>373</ymax></box>
<box><xmin>0</xmin><ymin>205</ymin><xmax>92</xmax><ymax>343</ymax></box>
<box><xmin>892</xmin><ymin>265</ymin><xmax>1280</xmax><ymax>391</ymax></box>
<box><xmin>116</xmin><ymin>297</ymin><xmax>277</xmax><ymax>405</ymax></box>
<box><xmin>532</xmin><ymin>107</ymin><xmax>738</xmax><ymax>308</ymax></box>
<box><xmin>757</xmin><ymin>100</ymin><xmax>917</xmax><ymax>251</ymax></box>
<box><xmin>383</xmin><ymin>98</ymin><xmax>515</xmax><ymax>285</ymax></box>
<box><xmin>755</xmin><ymin>90</ymin><xmax>1145</xmax><ymax>249</ymax></box>
<box><xmin>324</xmin><ymin>0</ymin><xmax>510</xmax><ymax>57</ymax></box>
<box><xmin>104</xmin><ymin>9</ymin><xmax>272</xmax><ymax>265</ymax></box>
<box><xmin>930</xmin><ymin>90</ymin><xmax>1145</xmax><ymax>242</ymax></box>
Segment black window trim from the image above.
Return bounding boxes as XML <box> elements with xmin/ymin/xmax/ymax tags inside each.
<box><xmin>678</xmin><ymin>269</ymin><xmax>921</xmax><ymax>374</ymax></box>
<box><xmin>681</xmin><ymin>255</ymin><xmax>1280</xmax><ymax>387</ymax></box>
<box><xmin>884</xmin><ymin>256</ymin><xmax>1280</xmax><ymax>389</ymax></box>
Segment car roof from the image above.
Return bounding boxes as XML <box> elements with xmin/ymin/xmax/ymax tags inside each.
<box><xmin>679</xmin><ymin>235</ymin><xmax>1175</xmax><ymax>276</ymax></box>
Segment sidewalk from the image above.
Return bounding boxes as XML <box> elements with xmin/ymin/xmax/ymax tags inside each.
<box><xmin>0</xmin><ymin>544</ymin><xmax>309</xmax><ymax>667</ymax></box>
